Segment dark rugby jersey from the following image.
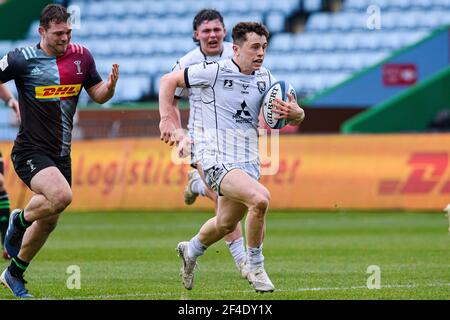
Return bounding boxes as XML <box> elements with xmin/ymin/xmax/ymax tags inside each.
<box><xmin>0</xmin><ymin>43</ymin><xmax>102</xmax><ymax>156</ymax></box>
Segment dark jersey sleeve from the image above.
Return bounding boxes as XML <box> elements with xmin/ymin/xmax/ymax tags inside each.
<box><xmin>0</xmin><ymin>49</ymin><xmax>25</xmax><ymax>83</ymax></box>
<box><xmin>82</xmin><ymin>47</ymin><xmax>102</xmax><ymax>89</ymax></box>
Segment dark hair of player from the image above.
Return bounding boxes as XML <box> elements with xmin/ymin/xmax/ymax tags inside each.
<box><xmin>40</xmin><ymin>4</ymin><xmax>71</xmax><ymax>30</ymax></box>
<box><xmin>232</xmin><ymin>22</ymin><xmax>270</xmax><ymax>46</ymax></box>
<box><xmin>192</xmin><ymin>9</ymin><xmax>225</xmax><ymax>44</ymax></box>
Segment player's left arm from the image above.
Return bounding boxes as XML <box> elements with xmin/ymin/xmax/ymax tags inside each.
<box><xmin>272</xmin><ymin>93</ymin><xmax>305</xmax><ymax>126</ymax></box>
<box><xmin>86</xmin><ymin>64</ymin><xmax>119</xmax><ymax>104</ymax></box>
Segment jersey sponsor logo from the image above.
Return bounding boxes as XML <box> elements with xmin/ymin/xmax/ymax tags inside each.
<box><xmin>0</xmin><ymin>55</ymin><xmax>8</xmax><ymax>71</ymax></box>
<box><xmin>223</xmin><ymin>79</ymin><xmax>233</xmax><ymax>89</ymax></box>
<box><xmin>35</xmin><ymin>84</ymin><xmax>81</xmax><ymax>99</ymax></box>
<box><xmin>241</xmin><ymin>83</ymin><xmax>249</xmax><ymax>94</ymax></box>
<box><xmin>233</xmin><ymin>100</ymin><xmax>252</xmax><ymax>124</ymax></box>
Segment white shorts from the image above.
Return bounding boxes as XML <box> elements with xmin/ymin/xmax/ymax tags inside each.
<box><xmin>204</xmin><ymin>161</ymin><xmax>260</xmax><ymax>195</ymax></box>
<box><xmin>189</xmin><ymin>131</ymin><xmax>205</xmax><ymax>166</ymax></box>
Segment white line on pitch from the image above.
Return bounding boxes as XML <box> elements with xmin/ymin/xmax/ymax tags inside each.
<box><xmin>33</xmin><ymin>282</ymin><xmax>450</xmax><ymax>300</ymax></box>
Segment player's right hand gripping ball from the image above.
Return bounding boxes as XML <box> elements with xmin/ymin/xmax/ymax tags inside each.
<box><xmin>261</xmin><ymin>80</ymin><xmax>297</xmax><ymax>129</ymax></box>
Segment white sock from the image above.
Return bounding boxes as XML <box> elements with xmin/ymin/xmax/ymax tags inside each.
<box><xmin>191</xmin><ymin>179</ymin><xmax>207</xmax><ymax>196</ymax></box>
<box><xmin>247</xmin><ymin>245</ymin><xmax>264</xmax><ymax>271</ymax></box>
<box><xmin>188</xmin><ymin>235</ymin><xmax>208</xmax><ymax>259</ymax></box>
<box><xmin>225</xmin><ymin>237</ymin><xmax>246</xmax><ymax>269</ymax></box>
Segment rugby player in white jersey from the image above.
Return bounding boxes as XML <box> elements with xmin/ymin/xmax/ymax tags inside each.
<box><xmin>159</xmin><ymin>22</ymin><xmax>305</xmax><ymax>292</ymax></box>
<box><xmin>170</xmin><ymin>9</ymin><xmax>248</xmax><ymax>278</ymax></box>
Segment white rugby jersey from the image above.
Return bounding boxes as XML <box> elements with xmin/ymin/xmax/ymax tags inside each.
<box><xmin>185</xmin><ymin>58</ymin><xmax>276</xmax><ymax>169</ymax></box>
<box><xmin>173</xmin><ymin>42</ymin><xmax>234</xmax><ymax>139</ymax></box>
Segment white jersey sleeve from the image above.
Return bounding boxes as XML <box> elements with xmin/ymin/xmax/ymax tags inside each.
<box><xmin>185</xmin><ymin>61</ymin><xmax>220</xmax><ymax>89</ymax></box>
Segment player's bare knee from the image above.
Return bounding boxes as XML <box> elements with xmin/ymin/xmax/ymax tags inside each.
<box><xmin>216</xmin><ymin>220</ymin><xmax>236</xmax><ymax>235</ymax></box>
<box><xmin>255</xmin><ymin>189</ymin><xmax>271</xmax><ymax>208</ymax></box>
<box><xmin>52</xmin><ymin>191</ymin><xmax>72</xmax><ymax>213</ymax></box>
<box><xmin>251</xmin><ymin>192</ymin><xmax>270</xmax><ymax>216</ymax></box>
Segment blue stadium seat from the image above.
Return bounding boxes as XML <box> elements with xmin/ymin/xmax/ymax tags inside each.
<box><xmin>306</xmin><ymin>13</ymin><xmax>330</xmax><ymax>31</ymax></box>
<box><xmin>266</xmin><ymin>12</ymin><xmax>286</xmax><ymax>33</ymax></box>
<box><xmin>293</xmin><ymin>34</ymin><xmax>316</xmax><ymax>51</ymax></box>
<box><xmin>303</xmin><ymin>0</ymin><xmax>322</xmax><ymax>12</ymax></box>
<box><xmin>114</xmin><ymin>76</ymin><xmax>151</xmax><ymax>102</ymax></box>
<box><xmin>296</xmin><ymin>54</ymin><xmax>322</xmax><ymax>71</ymax></box>
<box><xmin>313</xmin><ymin>33</ymin><xmax>338</xmax><ymax>51</ymax></box>
<box><xmin>269</xmin><ymin>33</ymin><xmax>293</xmax><ymax>52</ymax></box>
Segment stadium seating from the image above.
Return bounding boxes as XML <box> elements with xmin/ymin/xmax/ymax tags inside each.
<box><xmin>0</xmin><ymin>0</ymin><xmax>448</xmax><ymax>104</ymax></box>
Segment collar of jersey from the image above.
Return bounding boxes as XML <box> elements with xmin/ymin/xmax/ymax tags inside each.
<box><xmin>231</xmin><ymin>58</ymin><xmax>255</xmax><ymax>76</ymax></box>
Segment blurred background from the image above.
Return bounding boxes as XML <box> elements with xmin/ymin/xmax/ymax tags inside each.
<box><xmin>0</xmin><ymin>0</ymin><xmax>449</xmax><ymax>211</ymax></box>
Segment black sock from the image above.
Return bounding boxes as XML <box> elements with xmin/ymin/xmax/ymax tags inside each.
<box><xmin>8</xmin><ymin>256</ymin><xmax>29</xmax><ymax>278</ymax></box>
<box><xmin>0</xmin><ymin>191</ymin><xmax>10</xmax><ymax>246</ymax></box>
<box><xmin>13</xmin><ymin>210</ymin><xmax>32</xmax><ymax>231</ymax></box>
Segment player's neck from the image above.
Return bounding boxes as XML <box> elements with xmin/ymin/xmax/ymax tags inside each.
<box><xmin>232</xmin><ymin>58</ymin><xmax>253</xmax><ymax>75</ymax></box>
<box><xmin>200</xmin><ymin>45</ymin><xmax>223</xmax><ymax>58</ymax></box>
<box><xmin>39</xmin><ymin>40</ymin><xmax>65</xmax><ymax>57</ymax></box>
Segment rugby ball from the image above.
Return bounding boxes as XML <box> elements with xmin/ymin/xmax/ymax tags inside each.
<box><xmin>261</xmin><ymin>80</ymin><xmax>297</xmax><ymax>129</ymax></box>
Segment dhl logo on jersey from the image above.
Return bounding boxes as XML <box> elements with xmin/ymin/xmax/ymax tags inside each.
<box><xmin>35</xmin><ymin>84</ymin><xmax>81</xmax><ymax>99</ymax></box>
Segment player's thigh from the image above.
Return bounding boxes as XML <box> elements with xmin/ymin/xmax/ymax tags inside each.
<box><xmin>30</xmin><ymin>167</ymin><xmax>72</xmax><ymax>201</ymax></box>
<box><xmin>220</xmin><ymin>169</ymin><xmax>270</xmax><ymax>207</ymax></box>
<box><xmin>216</xmin><ymin>195</ymin><xmax>248</xmax><ymax>227</ymax></box>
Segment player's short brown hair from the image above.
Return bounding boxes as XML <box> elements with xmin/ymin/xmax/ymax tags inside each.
<box><xmin>232</xmin><ymin>22</ymin><xmax>269</xmax><ymax>46</ymax></box>
<box><xmin>192</xmin><ymin>9</ymin><xmax>225</xmax><ymax>44</ymax></box>
<box><xmin>40</xmin><ymin>4</ymin><xmax>71</xmax><ymax>30</ymax></box>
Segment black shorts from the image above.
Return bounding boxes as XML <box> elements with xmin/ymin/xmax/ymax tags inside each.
<box><xmin>11</xmin><ymin>148</ymin><xmax>72</xmax><ymax>189</ymax></box>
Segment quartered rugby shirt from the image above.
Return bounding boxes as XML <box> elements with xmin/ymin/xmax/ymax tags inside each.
<box><xmin>0</xmin><ymin>43</ymin><xmax>102</xmax><ymax>157</ymax></box>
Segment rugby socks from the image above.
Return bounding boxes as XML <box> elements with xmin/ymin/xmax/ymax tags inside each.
<box><xmin>8</xmin><ymin>256</ymin><xmax>29</xmax><ymax>279</ymax></box>
<box><xmin>225</xmin><ymin>237</ymin><xmax>247</xmax><ymax>269</ymax></box>
<box><xmin>191</xmin><ymin>179</ymin><xmax>207</xmax><ymax>196</ymax></box>
<box><xmin>247</xmin><ymin>245</ymin><xmax>265</xmax><ymax>271</ymax></box>
<box><xmin>13</xmin><ymin>210</ymin><xmax>32</xmax><ymax>231</ymax></box>
<box><xmin>0</xmin><ymin>191</ymin><xmax>10</xmax><ymax>246</ymax></box>
<box><xmin>187</xmin><ymin>235</ymin><xmax>208</xmax><ymax>259</ymax></box>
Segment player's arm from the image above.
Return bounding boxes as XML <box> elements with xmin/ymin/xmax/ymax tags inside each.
<box><xmin>86</xmin><ymin>64</ymin><xmax>119</xmax><ymax>104</ymax></box>
<box><xmin>159</xmin><ymin>69</ymin><xmax>187</xmax><ymax>145</ymax></box>
<box><xmin>0</xmin><ymin>51</ymin><xmax>20</xmax><ymax>118</ymax></box>
<box><xmin>272</xmin><ymin>93</ymin><xmax>305</xmax><ymax>126</ymax></box>
<box><xmin>0</xmin><ymin>83</ymin><xmax>20</xmax><ymax>122</ymax></box>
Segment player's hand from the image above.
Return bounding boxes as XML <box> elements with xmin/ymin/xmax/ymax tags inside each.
<box><xmin>272</xmin><ymin>93</ymin><xmax>305</xmax><ymax>125</ymax></box>
<box><xmin>177</xmin><ymin>135</ymin><xmax>192</xmax><ymax>158</ymax></box>
<box><xmin>159</xmin><ymin>115</ymin><xmax>177</xmax><ymax>145</ymax></box>
<box><xmin>107</xmin><ymin>64</ymin><xmax>119</xmax><ymax>92</ymax></box>
<box><xmin>8</xmin><ymin>97</ymin><xmax>20</xmax><ymax>124</ymax></box>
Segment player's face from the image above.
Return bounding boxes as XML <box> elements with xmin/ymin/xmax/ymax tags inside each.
<box><xmin>234</xmin><ymin>33</ymin><xmax>267</xmax><ymax>74</ymax></box>
<box><xmin>40</xmin><ymin>21</ymin><xmax>72</xmax><ymax>56</ymax></box>
<box><xmin>194</xmin><ymin>19</ymin><xmax>226</xmax><ymax>56</ymax></box>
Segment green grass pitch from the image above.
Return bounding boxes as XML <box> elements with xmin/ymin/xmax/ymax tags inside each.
<box><xmin>1</xmin><ymin>211</ymin><xmax>449</xmax><ymax>300</ymax></box>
